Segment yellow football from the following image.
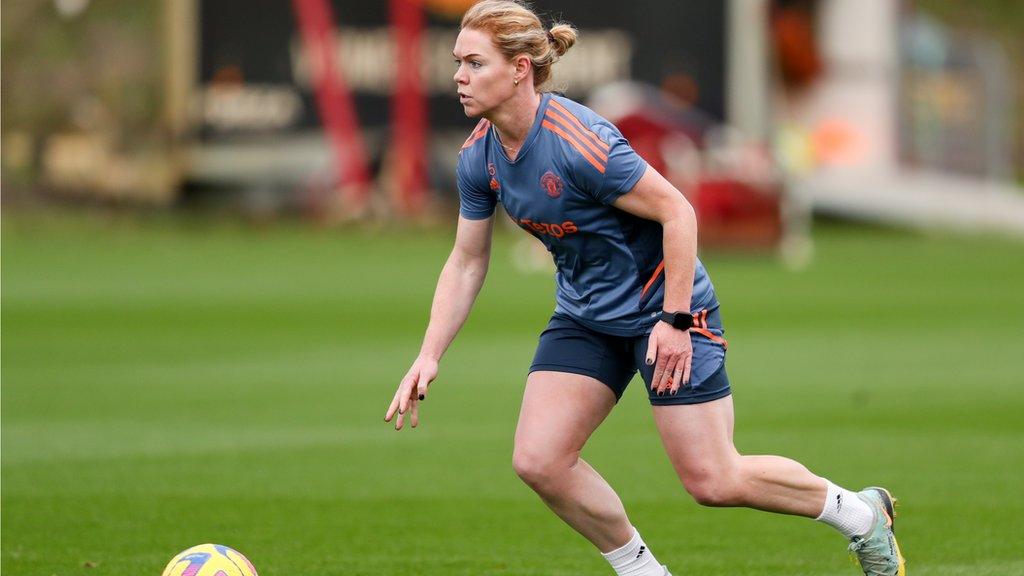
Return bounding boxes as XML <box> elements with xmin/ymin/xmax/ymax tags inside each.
<box><xmin>161</xmin><ymin>543</ymin><xmax>258</xmax><ymax>576</ymax></box>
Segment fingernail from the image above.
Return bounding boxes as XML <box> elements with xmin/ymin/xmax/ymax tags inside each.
<box><xmin>418</xmin><ymin>394</ymin><xmax>425</xmax><ymax>401</ymax></box>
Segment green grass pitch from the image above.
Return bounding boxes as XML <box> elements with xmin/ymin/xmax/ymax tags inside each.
<box><xmin>3</xmin><ymin>212</ymin><xmax>1023</xmax><ymax>575</ymax></box>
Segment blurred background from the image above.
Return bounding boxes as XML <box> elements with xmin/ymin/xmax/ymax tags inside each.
<box><xmin>3</xmin><ymin>0</ymin><xmax>1023</xmax><ymax>239</ymax></box>
<box><xmin>3</xmin><ymin>1</ymin><xmax>1024</xmax><ymax>575</ymax></box>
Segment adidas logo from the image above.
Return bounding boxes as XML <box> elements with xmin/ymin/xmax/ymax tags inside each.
<box><xmin>836</xmin><ymin>493</ymin><xmax>843</xmax><ymax>513</ymax></box>
<box><xmin>636</xmin><ymin>545</ymin><xmax>645</xmax><ymax>559</ymax></box>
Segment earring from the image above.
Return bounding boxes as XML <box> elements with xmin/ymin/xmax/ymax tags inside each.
<box><xmin>514</xmin><ymin>78</ymin><xmax>519</xmax><ymax>86</ymax></box>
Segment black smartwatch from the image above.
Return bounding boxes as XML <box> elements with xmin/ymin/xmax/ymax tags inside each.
<box><xmin>659</xmin><ymin>310</ymin><xmax>694</xmax><ymax>330</ymax></box>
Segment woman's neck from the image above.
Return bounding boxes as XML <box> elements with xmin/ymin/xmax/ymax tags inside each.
<box><xmin>489</xmin><ymin>90</ymin><xmax>542</xmax><ymax>156</ymax></box>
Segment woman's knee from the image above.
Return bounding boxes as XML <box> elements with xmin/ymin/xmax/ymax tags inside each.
<box><xmin>679</xmin><ymin>466</ymin><xmax>743</xmax><ymax>507</ymax></box>
<box><xmin>512</xmin><ymin>446</ymin><xmax>572</xmax><ymax>492</ymax></box>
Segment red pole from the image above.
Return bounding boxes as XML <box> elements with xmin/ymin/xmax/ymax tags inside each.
<box><xmin>291</xmin><ymin>0</ymin><xmax>372</xmax><ymax>212</ymax></box>
<box><xmin>390</xmin><ymin>0</ymin><xmax>429</xmax><ymax>215</ymax></box>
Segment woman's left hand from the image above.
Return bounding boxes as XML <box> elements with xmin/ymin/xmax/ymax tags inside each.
<box><xmin>645</xmin><ymin>321</ymin><xmax>692</xmax><ymax>395</ymax></box>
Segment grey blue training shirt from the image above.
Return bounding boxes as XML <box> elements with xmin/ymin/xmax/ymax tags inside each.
<box><xmin>457</xmin><ymin>93</ymin><xmax>717</xmax><ymax>336</ymax></box>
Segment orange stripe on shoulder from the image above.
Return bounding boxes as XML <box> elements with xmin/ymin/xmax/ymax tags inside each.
<box><xmin>542</xmin><ymin>120</ymin><xmax>606</xmax><ymax>174</ymax></box>
<box><xmin>461</xmin><ymin>120</ymin><xmax>489</xmax><ymax>149</ymax></box>
<box><xmin>461</xmin><ymin>119</ymin><xmax>491</xmax><ymax>150</ymax></box>
<box><xmin>544</xmin><ymin>110</ymin><xmax>609</xmax><ymax>163</ymax></box>
<box><xmin>547</xmin><ymin>99</ymin><xmax>611</xmax><ymax>152</ymax></box>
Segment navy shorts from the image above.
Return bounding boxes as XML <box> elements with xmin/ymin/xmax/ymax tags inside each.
<box><xmin>529</xmin><ymin>308</ymin><xmax>731</xmax><ymax>406</ymax></box>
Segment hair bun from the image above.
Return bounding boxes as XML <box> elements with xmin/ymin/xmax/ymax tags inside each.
<box><xmin>548</xmin><ymin>23</ymin><xmax>578</xmax><ymax>57</ymax></box>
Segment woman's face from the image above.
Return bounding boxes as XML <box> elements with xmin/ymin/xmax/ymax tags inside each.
<box><xmin>452</xmin><ymin>27</ymin><xmax>517</xmax><ymax>118</ymax></box>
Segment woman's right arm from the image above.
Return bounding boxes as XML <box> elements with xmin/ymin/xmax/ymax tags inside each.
<box><xmin>384</xmin><ymin>214</ymin><xmax>495</xmax><ymax>430</ymax></box>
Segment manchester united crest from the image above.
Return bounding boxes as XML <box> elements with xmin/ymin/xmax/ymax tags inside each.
<box><xmin>540</xmin><ymin>170</ymin><xmax>563</xmax><ymax>198</ymax></box>
<box><xmin>488</xmin><ymin>162</ymin><xmax>500</xmax><ymax>191</ymax></box>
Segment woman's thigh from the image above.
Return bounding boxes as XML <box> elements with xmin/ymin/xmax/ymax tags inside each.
<box><xmin>514</xmin><ymin>370</ymin><xmax>618</xmax><ymax>461</ymax></box>
<box><xmin>651</xmin><ymin>395</ymin><xmax>738</xmax><ymax>481</ymax></box>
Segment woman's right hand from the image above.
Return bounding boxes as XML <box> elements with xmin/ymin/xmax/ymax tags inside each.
<box><xmin>384</xmin><ymin>354</ymin><xmax>439</xmax><ymax>430</ymax></box>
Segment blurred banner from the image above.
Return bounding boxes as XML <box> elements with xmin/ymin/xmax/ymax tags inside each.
<box><xmin>175</xmin><ymin>0</ymin><xmax>746</xmax><ymax>230</ymax></box>
<box><xmin>190</xmin><ymin>0</ymin><xmax>724</xmax><ymax>137</ymax></box>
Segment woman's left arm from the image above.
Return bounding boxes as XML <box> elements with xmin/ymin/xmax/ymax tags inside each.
<box><xmin>611</xmin><ymin>165</ymin><xmax>697</xmax><ymax>395</ymax></box>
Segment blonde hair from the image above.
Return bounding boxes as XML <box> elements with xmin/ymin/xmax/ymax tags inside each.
<box><xmin>461</xmin><ymin>0</ymin><xmax>577</xmax><ymax>89</ymax></box>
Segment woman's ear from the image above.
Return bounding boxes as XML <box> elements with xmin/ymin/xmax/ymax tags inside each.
<box><xmin>514</xmin><ymin>54</ymin><xmax>531</xmax><ymax>80</ymax></box>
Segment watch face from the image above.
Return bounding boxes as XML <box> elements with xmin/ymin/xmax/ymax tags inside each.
<box><xmin>662</xmin><ymin>312</ymin><xmax>690</xmax><ymax>328</ymax></box>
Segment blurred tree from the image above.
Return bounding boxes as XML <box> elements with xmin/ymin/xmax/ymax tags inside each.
<box><xmin>1</xmin><ymin>0</ymin><xmax>164</xmax><ymax>148</ymax></box>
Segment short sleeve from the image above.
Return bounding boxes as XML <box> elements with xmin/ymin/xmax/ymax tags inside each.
<box><xmin>456</xmin><ymin>153</ymin><xmax>496</xmax><ymax>220</ymax></box>
<box><xmin>588</xmin><ymin>123</ymin><xmax>649</xmax><ymax>205</ymax></box>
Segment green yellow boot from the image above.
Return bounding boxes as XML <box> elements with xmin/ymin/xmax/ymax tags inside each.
<box><xmin>848</xmin><ymin>487</ymin><xmax>906</xmax><ymax>576</ymax></box>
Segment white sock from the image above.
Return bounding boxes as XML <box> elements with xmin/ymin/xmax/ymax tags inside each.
<box><xmin>815</xmin><ymin>480</ymin><xmax>875</xmax><ymax>539</ymax></box>
<box><xmin>601</xmin><ymin>527</ymin><xmax>666</xmax><ymax>576</ymax></box>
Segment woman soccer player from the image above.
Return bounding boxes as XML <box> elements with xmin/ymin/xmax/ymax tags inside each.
<box><xmin>385</xmin><ymin>2</ymin><xmax>905</xmax><ymax>574</ymax></box>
